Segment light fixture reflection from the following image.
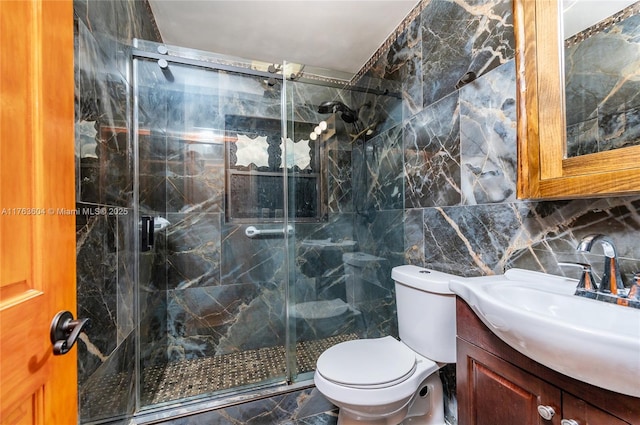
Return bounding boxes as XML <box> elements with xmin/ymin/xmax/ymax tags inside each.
<box><xmin>309</xmin><ymin>120</ymin><xmax>330</xmax><ymax>141</ymax></box>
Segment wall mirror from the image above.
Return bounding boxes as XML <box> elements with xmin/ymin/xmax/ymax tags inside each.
<box><xmin>516</xmin><ymin>0</ymin><xmax>640</xmax><ymax>199</ymax></box>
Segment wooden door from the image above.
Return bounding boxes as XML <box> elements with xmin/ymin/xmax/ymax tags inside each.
<box><xmin>0</xmin><ymin>1</ymin><xmax>77</xmax><ymax>424</ymax></box>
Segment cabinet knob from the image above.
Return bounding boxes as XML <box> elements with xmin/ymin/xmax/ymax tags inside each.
<box><xmin>537</xmin><ymin>405</ymin><xmax>556</xmax><ymax>420</ymax></box>
<box><xmin>561</xmin><ymin>420</ymin><xmax>580</xmax><ymax>425</ymax></box>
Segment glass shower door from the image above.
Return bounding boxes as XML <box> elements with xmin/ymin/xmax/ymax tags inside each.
<box><xmin>283</xmin><ymin>73</ymin><xmax>365</xmax><ymax>384</ymax></box>
<box><xmin>133</xmin><ymin>44</ymin><xmax>291</xmax><ymax>409</ymax></box>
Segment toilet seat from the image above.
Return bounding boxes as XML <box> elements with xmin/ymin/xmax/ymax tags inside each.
<box><xmin>316</xmin><ymin>336</ymin><xmax>417</xmax><ymax>389</ymax></box>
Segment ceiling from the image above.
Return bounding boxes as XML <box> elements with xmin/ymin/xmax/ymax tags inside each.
<box><xmin>562</xmin><ymin>0</ymin><xmax>637</xmax><ymax>37</ymax></box>
<box><xmin>148</xmin><ymin>1</ymin><xmax>420</xmax><ymax>79</ymax></box>
<box><xmin>148</xmin><ymin>1</ymin><xmax>637</xmax><ymax>78</ymax></box>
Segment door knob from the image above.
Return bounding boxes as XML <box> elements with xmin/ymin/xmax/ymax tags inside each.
<box><xmin>49</xmin><ymin>311</ymin><xmax>89</xmax><ymax>355</ymax></box>
<box><xmin>561</xmin><ymin>420</ymin><xmax>580</xmax><ymax>425</ymax></box>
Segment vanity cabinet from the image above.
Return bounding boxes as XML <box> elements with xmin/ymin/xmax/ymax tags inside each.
<box><xmin>456</xmin><ymin>298</ymin><xmax>640</xmax><ymax>425</ymax></box>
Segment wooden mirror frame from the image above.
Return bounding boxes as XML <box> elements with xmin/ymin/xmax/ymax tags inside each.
<box><xmin>515</xmin><ymin>0</ymin><xmax>640</xmax><ymax>199</ymax></box>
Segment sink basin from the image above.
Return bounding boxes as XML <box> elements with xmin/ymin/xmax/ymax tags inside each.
<box><xmin>449</xmin><ymin>268</ymin><xmax>640</xmax><ymax>397</ymax></box>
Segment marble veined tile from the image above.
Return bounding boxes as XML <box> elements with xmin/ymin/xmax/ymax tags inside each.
<box><xmin>417</xmin><ymin>196</ymin><xmax>640</xmax><ymax>278</ymax></box>
<box><xmin>421</xmin><ymin>0</ymin><xmax>514</xmax><ymax>107</ymax></box>
<box><xmin>404</xmin><ymin>92</ymin><xmax>461</xmax><ymax>208</ymax></box>
<box><xmin>460</xmin><ymin>60</ymin><xmax>517</xmax><ymax>205</ymax></box>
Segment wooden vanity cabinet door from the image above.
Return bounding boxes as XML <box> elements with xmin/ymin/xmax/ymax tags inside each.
<box><xmin>458</xmin><ymin>338</ymin><xmax>562</xmax><ymax>425</ymax></box>
<box><xmin>562</xmin><ymin>393</ymin><xmax>631</xmax><ymax>425</ymax></box>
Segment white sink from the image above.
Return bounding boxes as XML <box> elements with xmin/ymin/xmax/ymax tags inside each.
<box><xmin>450</xmin><ymin>268</ymin><xmax>640</xmax><ymax>397</ymax></box>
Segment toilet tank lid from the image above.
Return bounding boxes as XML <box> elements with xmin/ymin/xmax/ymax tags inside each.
<box><xmin>391</xmin><ymin>265</ymin><xmax>455</xmax><ymax>295</ymax></box>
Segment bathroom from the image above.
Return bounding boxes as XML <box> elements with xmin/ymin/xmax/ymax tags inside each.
<box><xmin>4</xmin><ymin>0</ymin><xmax>640</xmax><ymax>424</ymax></box>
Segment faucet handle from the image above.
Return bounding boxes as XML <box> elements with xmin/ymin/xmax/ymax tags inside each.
<box><xmin>601</xmin><ymin>255</ymin><xmax>626</xmax><ymax>296</ymax></box>
<box><xmin>558</xmin><ymin>262</ymin><xmax>598</xmax><ymax>291</ymax></box>
<box><xmin>628</xmin><ymin>273</ymin><xmax>640</xmax><ymax>301</ymax></box>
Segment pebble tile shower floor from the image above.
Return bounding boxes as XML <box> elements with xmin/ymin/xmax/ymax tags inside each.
<box><xmin>81</xmin><ymin>334</ymin><xmax>357</xmax><ymax>420</ymax></box>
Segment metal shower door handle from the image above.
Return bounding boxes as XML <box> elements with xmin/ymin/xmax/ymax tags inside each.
<box><xmin>49</xmin><ymin>311</ymin><xmax>89</xmax><ymax>355</ymax></box>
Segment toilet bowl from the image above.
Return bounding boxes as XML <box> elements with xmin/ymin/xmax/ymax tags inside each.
<box><xmin>314</xmin><ymin>337</ymin><xmax>444</xmax><ymax>425</ymax></box>
<box><xmin>313</xmin><ymin>266</ymin><xmax>457</xmax><ymax>425</ymax></box>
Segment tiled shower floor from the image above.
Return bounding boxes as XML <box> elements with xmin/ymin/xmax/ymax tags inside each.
<box><xmin>81</xmin><ymin>334</ymin><xmax>357</xmax><ymax>421</ymax></box>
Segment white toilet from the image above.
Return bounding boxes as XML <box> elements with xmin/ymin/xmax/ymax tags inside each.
<box><xmin>314</xmin><ymin>265</ymin><xmax>457</xmax><ymax>425</ymax></box>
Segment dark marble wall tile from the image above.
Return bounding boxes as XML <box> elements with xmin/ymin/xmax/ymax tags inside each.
<box><xmin>80</xmin><ymin>332</ymin><xmax>137</xmax><ymax>422</ymax></box>
<box><xmin>404</xmin><ymin>92</ymin><xmax>461</xmax><ymax>208</ymax></box>
<box><xmin>460</xmin><ymin>59</ymin><xmax>517</xmax><ymax>205</ymax></box>
<box><xmin>403</xmin><ymin>208</ymin><xmax>424</xmax><ymax>266</ymax></box>
<box><xmin>505</xmin><ymin>197</ymin><xmax>640</xmax><ymax>280</ymax></box>
<box><xmin>327</xmin><ymin>143</ymin><xmax>353</xmax><ymax>214</ymax></box>
<box><xmin>287</xmin><ymin>80</ymin><xmax>347</xmax><ymax>125</ymax></box>
<box><xmin>140</xmin><ymin>291</ymin><xmax>168</xmax><ymax>368</ymax></box>
<box><xmin>76</xmin><ymin>23</ymin><xmax>132</xmax><ymax>207</ymax></box>
<box><xmin>117</xmin><ymin>210</ymin><xmax>137</xmax><ymax>340</ymax></box>
<box><xmin>354</xmin><ymin>210</ymin><xmax>405</xmax><ymax>267</ymax></box>
<box><xmin>360</xmin><ymin>15</ymin><xmax>424</xmax><ymax>124</ymax></box>
<box><xmin>75</xmin><ymin>1</ymin><xmax>160</xmax><ymax>421</ymax></box>
<box><xmin>415</xmin><ymin>196</ymin><xmax>640</xmax><ymax>279</ymax></box>
<box><xmin>220</xmin><ymin>223</ymin><xmax>287</xmax><ymax>286</ymax></box>
<box><xmin>354</xmin><ymin>126</ymin><xmax>404</xmax><ymax>212</ymax></box>
<box><xmin>214</xmin><ymin>281</ymin><xmax>287</xmax><ymax>354</ymax></box>
<box><xmin>163</xmin><ymin>213</ymin><xmax>222</xmax><ymax>289</ymax></box>
<box><xmin>398</xmin><ymin>20</ymin><xmax>424</xmax><ymax>122</ymax></box>
<box><xmin>420</xmin><ymin>203</ymin><xmax>530</xmax><ymax>276</ymax></box>
<box><xmin>297</xmin><ymin>240</ymin><xmax>357</xmax><ymax>283</ymax></box>
<box><xmin>420</xmin><ymin>0</ymin><xmax>514</xmax><ymax>107</ymax></box>
<box><xmin>76</xmin><ymin>210</ymin><xmax>118</xmax><ymax>383</ymax></box>
<box><xmin>166</xmin><ymin>283</ymin><xmax>264</xmax><ymax>360</ymax></box>
<box><xmin>295</xmin><ymin>214</ymin><xmax>356</xmax><ymax>246</ymax></box>
<box><xmin>353</xmin><ymin>87</ymin><xmax>403</xmax><ymax>136</ymax></box>
<box><xmin>75</xmin><ymin>0</ymin><xmax>161</xmax><ymax>77</ymax></box>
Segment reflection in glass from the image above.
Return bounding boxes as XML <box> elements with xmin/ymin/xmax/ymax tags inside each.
<box><xmin>234</xmin><ymin>135</ymin><xmax>312</xmax><ymax>170</ymax></box>
<box><xmin>564</xmin><ymin>1</ymin><xmax>640</xmax><ymax>157</ymax></box>
<box><xmin>235</xmin><ymin>134</ymin><xmax>270</xmax><ymax>167</ymax></box>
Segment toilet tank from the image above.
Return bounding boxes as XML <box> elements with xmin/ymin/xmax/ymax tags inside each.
<box><xmin>391</xmin><ymin>265</ymin><xmax>457</xmax><ymax>363</ymax></box>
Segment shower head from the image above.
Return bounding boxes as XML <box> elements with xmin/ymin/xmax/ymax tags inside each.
<box><xmin>317</xmin><ymin>100</ymin><xmax>358</xmax><ymax>123</ymax></box>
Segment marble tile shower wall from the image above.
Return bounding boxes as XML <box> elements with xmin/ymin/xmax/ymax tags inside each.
<box><xmin>74</xmin><ymin>0</ymin><xmax>160</xmax><ymax>422</ymax></box>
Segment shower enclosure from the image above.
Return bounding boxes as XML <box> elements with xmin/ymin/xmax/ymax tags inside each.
<box><xmin>76</xmin><ymin>36</ymin><xmax>403</xmax><ymax>424</ymax></box>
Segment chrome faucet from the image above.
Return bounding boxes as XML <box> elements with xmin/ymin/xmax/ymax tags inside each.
<box><xmin>576</xmin><ymin>234</ymin><xmax>626</xmax><ymax>295</ymax></box>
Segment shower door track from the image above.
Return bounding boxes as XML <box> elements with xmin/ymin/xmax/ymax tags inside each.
<box><xmin>131</xmin><ymin>45</ymin><xmax>399</xmax><ymax>97</ymax></box>
<box><xmin>131</xmin><ymin>47</ymin><xmax>283</xmax><ymax>80</ymax></box>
